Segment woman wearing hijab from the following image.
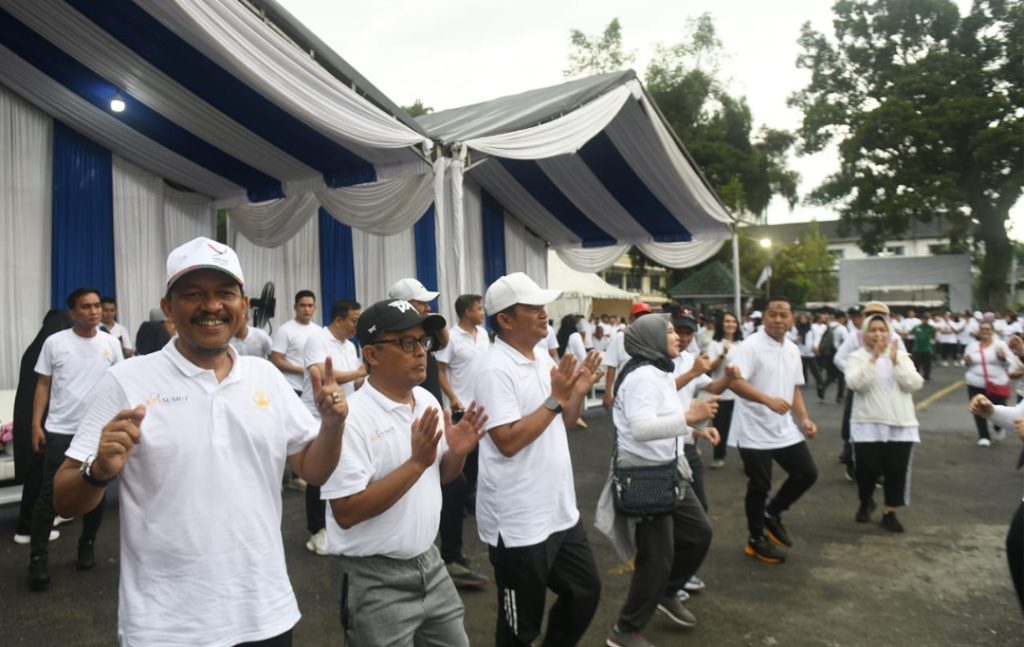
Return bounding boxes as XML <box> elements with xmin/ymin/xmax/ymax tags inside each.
<box><xmin>13</xmin><ymin>309</ymin><xmax>73</xmax><ymax>543</ymax></box>
<box><xmin>845</xmin><ymin>313</ymin><xmax>924</xmax><ymax>532</ymax></box>
<box><xmin>596</xmin><ymin>314</ymin><xmax>718</xmax><ymax>647</ymax></box>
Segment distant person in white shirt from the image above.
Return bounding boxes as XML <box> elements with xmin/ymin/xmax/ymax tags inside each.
<box><xmin>474</xmin><ymin>273</ymin><xmax>604</xmax><ymax>646</ymax></box>
<box><xmin>100</xmin><ymin>296</ymin><xmax>134</xmax><ymax>358</ymax></box>
<box><xmin>230</xmin><ymin>309</ymin><xmax>273</xmax><ymax>358</ymax></box>
<box><xmin>53</xmin><ymin>237</ymin><xmax>347</xmax><ymax>646</ymax></box>
<box><xmin>271</xmin><ymin>290</ymin><xmax>318</xmax><ymax>395</ymax></box>
<box><xmin>728</xmin><ymin>296</ymin><xmax>819</xmax><ymax>565</ymax></box>
<box><xmin>602</xmin><ymin>302</ymin><xmax>653</xmax><ymax>409</ymax></box>
<box><xmin>28</xmin><ymin>287</ymin><xmax>124</xmax><ymax>591</ymax></box>
<box><xmin>323</xmin><ymin>299</ymin><xmax>487</xmax><ymax>646</ymax></box>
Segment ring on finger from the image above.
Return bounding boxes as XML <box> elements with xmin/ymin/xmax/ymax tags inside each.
<box><xmin>331</xmin><ymin>392</ymin><xmax>341</xmax><ymax>404</ymax></box>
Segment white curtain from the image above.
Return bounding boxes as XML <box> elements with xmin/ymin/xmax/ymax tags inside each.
<box><xmin>461</xmin><ymin>180</ymin><xmax>486</xmax><ymax>299</ymax></box>
<box><xmin>638</xmin><ymin>239</ymin><xmax>726</xmax><ymax>268</ymax></box>
<box><xmin>318</xmin><ymin>172</ymin><xmax>434</xmax><ymax>235</ymax></box>
<box><xmin>352</xmin><ymin>228</ymin><xmax>417</xmax><ymax>310</ymax></box>
<box><xmin>555</xmin><ymin>245</ymin><xmax>630</xmax><ymax>273</ymax></box>
<box><xmin>0</xmin><ymin>84</ymin><xmax>51</xmax><ymax>390</ymax></box>
<box><xmin>231</xmin><ymin>209</ymin><xmax>321</xmax><ymax>331</ymax></box>
<box><xmin>164</xmin><ymin>186</ymin><xmax>214</xmax><ymax>252</ymax></box>
<box><xmin>505</xmin><ymin>214</ymin><xmax>548</xmax><ymax>288</ymax></box>
<box><xmin>112</xmin><ymin>157</ymin><xmax>167</xmax><ymax>345</ymax></box>
<box><xmin>227</xmin><ymin>193</ymin><xmax>319</xmax><ymax>248</ymax></box>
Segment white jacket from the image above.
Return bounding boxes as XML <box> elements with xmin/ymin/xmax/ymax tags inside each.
<box><xmin>846</xmin><ymin>348</ymin><xmax>924</xmax><ymax>427</ymax></box>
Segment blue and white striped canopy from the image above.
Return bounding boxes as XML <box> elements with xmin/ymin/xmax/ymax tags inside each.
<box><xmin>0</xmin><ymin>0</ymin><xmax>430</xmax><ymax>206</ymax></box>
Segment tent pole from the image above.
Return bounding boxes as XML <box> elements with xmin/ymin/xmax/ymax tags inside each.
<box><xmin>732</xmin><ymin>228</ymin><xmax>741</xmax><ymax>316</ymax></box>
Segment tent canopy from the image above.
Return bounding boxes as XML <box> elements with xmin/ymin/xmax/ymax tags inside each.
<box><xmin>546</xmin><ymin>250</ymin><xmax>637</xmax><ymax>322</ymax></box>
<box><xmin>0</xmin><ymin>0</ymin><xmax>431</xmax><ymax>207</ymax></box>
<box><xmin>668</xmin><ymin>261</ymin><xmax>755</xmax><ymax>300</ymax></box>
<box><xmin>419</xmin><ymin>71</ymin><xmax>733</xmax><ymax>252</ymax></box>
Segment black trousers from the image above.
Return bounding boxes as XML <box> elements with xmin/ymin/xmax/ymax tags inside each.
<box><xmin>711</xmin><ymin>399</ymin><xmax>735</xmax><ymax>460</ymax></box>
<box><xmin>618</xmin><ymin>486</ymin><xmax>711</xmax><ymax>632</ymax></box>
<box><xmin>16</xmin><ymin>449</ymin><xmax>45</xmax><ymax>535</ymax></box>
<box><xmin>31</xmin><ymin>432</ymin><xmax>106</xmax><ymax>559</ymax></box>
<box><xmin>911</xmin><ymin>351</ymin><xmax>933</xmax><ymax>380</ymax></box>
<box><xmin>738</xmin><ymin>441</ymin><xmax>818</xmax><ymax>539</ymax></box>
<box><xmin>821</xmin><ymin>354</ymin><xmax>845</xmax><ymax>401</ymax></box>
<box><xmin>967</xmin><ymin>385</ymin><xmax>1007</xmax><ymax>440</ymax></box>
<box><xmin>840</xmin><ymin>392</ymin><xmax>854</xmax><ymax>465</ymax></box>
<box><xmin>235</xmin><ymin>629</ymin><xmax>292</xmax><ymax>647</ymax></box>
<box><xmin>1007</xmin><ymin>502</ymin><xmax>1023</xmax><ymax>609</ymax></box>
<box><xmin>802</xmin><ymin>357</ymin><xmax>823</xmax><ymax>391</ymax></box>
<box><xmin>683</xmin><ymin>443</ymin><xmax>707</xmax><ymax>511</ymax></box>
<box><xmin>439</xmin><ymin>473</ymin><xmax>469</xmax><ymax>563</ymax></box>
<box><xmin>853</xmin><ymin>441</ymin><xmax>914</xmax><ymax>507</ymax></box>
<box><xmin>488</xmin><ymin>518</ymin><xmax>601</xmax><ymax>647</ymax></box>
<box><xmin>305</xmin><ymin>485</ymin><xmax>325</xmax><ymax>535</ymax></box>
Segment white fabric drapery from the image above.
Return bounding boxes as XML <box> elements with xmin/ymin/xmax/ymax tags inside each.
<box><xmin>554</xmin><ymin>245</ymin><xmax>630</xmax><ymax>273</ymax></box>
<box><xmin>319</xmin><ymin>173</ymin><xmax>434</xmax><ymax>235</ymax></box>
<box><xmin>504</xmin><ymin>214</ymin><xmax>548</xmax><ymax>287</ymax></box>
<box><xmin>461</xmin><ymin>180</ymin><xmax>486</xmax><ymax>299</ymax></box>
<box><xmin>352</xmin><ymin>228</ymin><xmax>417</xmax><ymax>311</ymax></box>
<box><xmin>227</xmin><ymin>193</ymin><xmax>319</xmax><ymax>248</ymax></box>
<box><xmin>164</xmin><ymin>186</ymin><xmax>215</xmax><ymax>251</ymax></box>
<box><xmin>0</xmin><ymin>84</ymin><xmax>51</xmax><ymax>390</ymax></box>
<box><xmin>638</xmin><ymin>239</ymin><xmax>726</xmax><ymax>269</ymax></box>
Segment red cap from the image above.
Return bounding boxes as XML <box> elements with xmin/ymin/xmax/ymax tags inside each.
<box><xmin>630</xmin><ymin>302</ymin><xmax>653</xmax><ymax>316</ymax></box>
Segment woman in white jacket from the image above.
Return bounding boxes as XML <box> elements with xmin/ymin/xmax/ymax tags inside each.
<box><xmin>845</xmin><ymin>313</ymin><xmax>924</xmax><ymax>532</ymax></box>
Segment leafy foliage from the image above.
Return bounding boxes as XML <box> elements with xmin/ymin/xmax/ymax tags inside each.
<box><xmin>403</xmin><ymin>99</ymin><xmax>433</xmax><ymax>118</ymax></box>
<box><xmin>564</xmin><ymin>18</ymin><xmax>636</xmax><ymax>77</ymax></box>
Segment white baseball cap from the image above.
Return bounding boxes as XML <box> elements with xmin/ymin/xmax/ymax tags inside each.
<box><xmin>484</xmin><ymin>272</ymin><xmax>561</xmax><ymax>315</ymax></box>
<box><xmin>388</xmin><ymin>278</ymin><xmax>439</xmax><ymax>302</ymax></box>
<box><xmin>166</xmin><ymin>237</ymin><xmax>244</xmax><ymax>288</ymax></box>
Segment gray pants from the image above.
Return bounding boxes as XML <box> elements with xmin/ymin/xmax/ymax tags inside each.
<box><xmin>335</xmin><ymin>545</ymin><xmax>468</xmax><ymax>647</ymax></box>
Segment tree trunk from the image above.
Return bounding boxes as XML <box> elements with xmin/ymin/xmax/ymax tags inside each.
<box><xmin>976</xmin><ymin>206</ymin><xmax>1011</xmax><ymax>310</ymax></box>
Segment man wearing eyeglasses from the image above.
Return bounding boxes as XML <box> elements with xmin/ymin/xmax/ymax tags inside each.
<box><xmin>323</xmin><ymin>299</ymin><xmax>489</xmax><ymax>646</ymax></box>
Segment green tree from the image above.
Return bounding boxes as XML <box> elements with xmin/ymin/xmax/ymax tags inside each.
<box><xmin>403</xmin><ymin>99</ymin><xmax>433</xmax><ymax>118</ymax></box>
<box><xmin>789</xmin><ymin>0</ymin><xmax>1023</xmax><ymax>308</ymax></box>
<box><xmin>564</xmin><ymin>18</ymin><xmax>635</xmax><ymax>77</ymax></box>
<box><xmin>769</xmin><ymin>222</ymin><xmax>838</xmax><ymax>304</ymax></box>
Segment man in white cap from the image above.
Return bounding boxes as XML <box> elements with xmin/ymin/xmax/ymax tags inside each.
<box><xmin>474</xmin><ymin>272</ymin><xmax>604</xmax><ymax>646</ymax></box>
<box><xmin>52</xmin><ymin>237</ymin><xmax>347</xmax><ymax>647</ymax></box>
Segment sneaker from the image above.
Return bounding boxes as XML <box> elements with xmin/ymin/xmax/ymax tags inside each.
<box><xmin>994</xmin><ymin>428</ymin><xmax>1007</xmax><ymax>441</ymax></box>
<box><xmin>745</xmin><ymin>536</ymin><xmax>787</xmax><ymax>564</ymax></box>
<box><xmin>284</xmin><ymin>477</ymin><xmax>307</xmax><ymax>492</ymax></box>
<box><xmin>977</xmin><ymin>438</ymin><xmax>992</xmax><ymax>447</ymax></box>
<box><xmin>656</xmin><ymin>595</ymin><xmax>697</xmax><ymax>627</ymax></box>
<box><xmin>683</xmin><ymin>575</ymin><xmax>705</xmax><ymax>593</ymax></box>
<box><xmin>855</xmin><ymin>500</ymin><xmax>876</xmax><ymax>523</ymax></box>
<box><xmin>76</xmin><ymin>540</ymin><xmax>96</xmax><ymax>570</ymax></box>
<box><xmin>606</xmin><ymin>624</ymin><xmax>655</xmax><ymax>647</ymax></box>
<box><xmin>575</xmin><ymin>418</ymin><xmax>589</xmax><ymax>429</ymax></box>
<box><xmin>816</xmin><ymin>386</ymin><xmax>825</xmax><ymax>401</ymax></box>
<box><xmin>53</xmin><ymin>515</ymin><xmax>74</xmax><ymax>527</ymax></box>
<box><xmin>28</xmin><ymin>557</ymin><xmax>49</xmax><ymax>591</ymax></box>
<box><xmin>446</xmin><ymin>559</ymin><xmax>489</xmax><ymax>589</ymax></box>
<box><xmin>14</xmin><ymin>529</ymin><xmax>59</xmax><ymax>545</ymax></box>
<box><xmin>764</xmin><ymin>514</ymin><xmax>793</xmax><ymax>547</ymax></box>
<box><xmin>305</xmin><ymin>528</ymin><xmax>328</xmax><ymax>556</ymax></box>
<box><xmin>675</xmin><ymin>588</ymin><xmax>690</xmax><ymax>602</ymax></box>
<box><xmin>709</xmin><ymin>459</ymin><xmax>726</xmax><ymax>470</ymax></box>
<box><xmin>880</xmin><ymin>511</ymin><xmax>905</xmax><ymax>533</ymax></box>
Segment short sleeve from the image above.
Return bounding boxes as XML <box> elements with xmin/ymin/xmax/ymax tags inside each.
<box><xmin>35</xmin><ymin>336</ymin><xmax>56</xmax><ymax>376</ymax></box>
<box><xmin>433</xmin><ymin>337</ymin><xmax>453</xmax><ymax>364</ymax></box>
<box><xmin>303</xmin><ymin>333</ymin><xmax>328</xmax><ymax>369</ymax></box>
<box><xmin>67</xmin><ymin>372</ymin><xmax>131</xmax><ymax>462</ymax></box>
<box><xmin>271</xmin><ymin>326</ymin><xmax>289</xmax><ymax>354</ymax></box>
<box><xmin>475</xmin><ymin>366</ymin><xmax>523</xmax><ymax>430</ymax></box>
<box><xmin>110</xmin><ymin>336</ymin><xmax>126</xmax><ymax>364</ymax></box>
<box><xmin>320</xmin><ymin>412</ymin><xmax>374</xmax><ymax>499</ymax></box>
<box><xmin>789</xmin><ymin>343</ymin><xmax>805</xmax><ymax>386</ymax></box>
<box><xmin>694</xmin><ymin>373</ymin><xmax>713</xmax><ymax>391</ymax></box>
<box><xmin>621</xmin><ymin>370</ymin><xmax>665</xmax><ymax>425</ymax></box>
<box><xmin>276</xmin><ymin>375</ymin><xmax>319</xmax><ymax>455</ymax></box>
<box><xmin>731</xmin><ymin>339</ymin><xmax>755</xmax><ymax>381</ymax></box>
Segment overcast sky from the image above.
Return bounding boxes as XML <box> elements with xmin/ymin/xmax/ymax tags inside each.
<box><xmin>277</xmin><ymin>0</ymin><xmax>1020</xmax><ymax>236</ymax></box>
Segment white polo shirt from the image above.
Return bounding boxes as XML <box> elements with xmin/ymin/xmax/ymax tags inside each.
<box><xmin>231</xmin><ymin>326</ymin><xmax>273</xmax><ymax>358</ymax></box>
<box><xmin>321</xmin><ymin>383</ymin><xmax>446</xmax><ymax>559</ymax></box>
<box><xmin>534</xmin><ymin>324</ymin><xmax>558</xmax><ymax>357</ymax></box>
<box><xmin>602</xmin><ymin>331</ymin><xmax>631</xmax><ymax>372</ymax></box>
<box><xmin>434</xmin><ymin>324</ymin><xmax>491</xmax><ymax>406</ymax></box>
<box><xmin>300</xmin><ymin>326</ymin><xmax>360</xmax><ymax>416</ymax></box>
<box><xmin>106</xmin><ymin>321</ymin><xmax>134</xmax><ymax>352</ymax></box>
<box><xmin>271</xmin><ymin>319</ymin><xmax>318</xmax><ymax>391</ymax></box>
<box><xmin>474</xmin><ymin>337</ymin><xmax>579</xmax><ymax>547</ymax></box>
<box><xmin>613</xmin><ymin>365</ymin><xmax>685</xmax><ymax>462</ymax></box>
<box><xmin>67</xmin><ymin>341</ymin><xmax>318</xmax><ymax>647</ymax></box>
<box><xmin>35</xmin><ymin>328</ymin><xmax>123</xmax><ymax>434</ymax></box>
<box><xmin>673</xmin><ymin>352</ymin><xmax>712</xmax><ymax>446</ymax></box>
<box><xmin>729</xmin><ymin>329</ymin><xmax>805</xmax><ymax>450</ymax></box>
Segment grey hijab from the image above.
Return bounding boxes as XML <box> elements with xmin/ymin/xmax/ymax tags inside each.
<box><xmin>614</xmin><ymin>314</ymin><xmax>674</xmax><ymax>396</ymax></box>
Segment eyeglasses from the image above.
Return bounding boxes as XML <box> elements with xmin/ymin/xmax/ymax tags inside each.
<box><xmin>368</xmin><ymin>335</ymin><xmax>434</xmax><ymax>353</ymax></box>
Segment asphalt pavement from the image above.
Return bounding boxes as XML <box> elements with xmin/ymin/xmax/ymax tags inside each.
<box><xmin>1</xmin><ymin>363</ymin><xmax>1021</xmax><ymax>646</ymax></box>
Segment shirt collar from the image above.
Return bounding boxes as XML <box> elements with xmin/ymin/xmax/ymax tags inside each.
<box><xmin>495</xmin><ymin>336</ymin><xmax>536</xmax><ymax>365</ymax></box>
<box><xmin>362</xmin><ymin>378</ymin><xmax>416</xmax><ymax>413</ymax></box>
<box><xmin>162</xmin><ymin>338</ymin><xmax>241</xmax><ymax>384</ymax></box>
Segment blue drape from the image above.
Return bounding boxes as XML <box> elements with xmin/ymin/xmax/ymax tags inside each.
<box><xmin>51</xmin><ymin>121</ymin><xmax>114</xmax><ymax>309</ymax></box>
<box><xmin>413</xmin><ymin>205</ymin><xmax>438</xmax><ymax>309</ymax></box>
<box><xmin>481</xmin><ymin>190</ymin><xmax>507</xmax><ymax>287</ymax></box>
<box><xmin>318</xmin><ymin>208</ymin><xmax>356</xmax><ymax>324</ymax></box>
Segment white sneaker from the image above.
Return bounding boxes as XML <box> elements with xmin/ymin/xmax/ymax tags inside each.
<box><xmin>977</xmin><ymin>438</ymin><xmax>992</xmax><ymax>447</ymax></box>
<box><xmin>675</xmin><ymin>588</ymin><xmax>690</xmax><ymax>602</ymax></box>
<box><xmin>684</xmin><ymin>575</ymin><xmax>706</xmax><ymax>592</ymax></box>
<box><xmin>53</xmin><ymin>515</ymin><xmax>73</xmax><ymax>527</ymax></box>
<box><xmin>305</xmin><ymin>528</ymin><xmax>328</xmax><ymax>555</ymax></box>
<box><xmin>994</xmin><ymin>428</ymin><xmax>1007</xmax><ymax>441</ymax></box>
<box><xmin>13</xmin><ymin>529</ymin><xmax>59</xmax><ymax>544</ymax></box>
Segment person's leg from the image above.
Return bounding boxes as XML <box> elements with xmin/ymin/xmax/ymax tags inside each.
<box><xmin>1006</xmin><ymin>502</ymin><xmax>1024</xmax><ymax>609</ymax></box>
<box><xmin>439</xmin><ymin>473</ymin><xmax>468</xmax><ymax>564</ymax></box>
<box><xmin>489</xmin><ymin>535</ymin><xmax>554</xmax><ymax>647</ymax></box>
<box><xmin>765</xmin><ymin>441</ymin><xmax>818</xmax><ymax>517</ymax></box>
<box><xmin>234</xmin><ymin>629</ymin><xmax>293</xmax><ymax>647</ymax></box>
<box><xmin>840</xmin><ymin>392</ymin><xmax>855</xmax><ymax>466</ymax></box>
<box><xmin>30</xmin><ymin>433</ymin><xmax>72</xmax><ymax>560</ymax></box>
<box><xmin>663</xmin><ymin>486</ymin><xmax>713</xmax><ymax>592</ymax></box>
<box><xmin>616</xmin><ymin>513</ymin><xmax>674</xmax><ymax>632</ymax></box>
<box><xmin>336</xmin><ymin>553</ymin><xmax>423</xmax><ymax>646</ymax></box>
<box><xmin>921</xmin><ymin>351</ymin><xmax>932</xmax><ymax>380</ymax></box>
<box><xmin>881</xmin><ymin>442</ymin><xmax>914</xmax><ymax>510</ymax></box>
<box><xmin>305</xmin><ymin>485</ymin><xmax>325</xmax><ymax>536</ymax></box>
<box><xmin>415</xmin><ymin>547</ymin><xmax>469</xmax><ymax>647</ymax></box>
<box><xmin>77</xmin><ymin>489</ymin><xmax>106</xmax><ymax>569</ymax></box>
<box><xmin>542</xmin><ymin>520</ymin><xmax>601</xmax><ymax>647</ymax></box>
<box><xmin>683</xmin><ymin>444</ymin><xmax>708</xmax><ymax>511</ymax></box>
<box><xmin>739</xmin><ymin>447</ymin><xmax>773</xmax><ymax>539</ymax></box>
<box><xmin>712</xmin><ymin>400</ymin><xmax>734</xmax><ymax>461</ymax></box>
<box><xmin>853</xmin><ymin>442</ymin><xmax>882</xmax><ymax>509</ymax></box>
<box><xmin>967</xmin><ymin>385</ymin><xmax>991</xmax><ymax>439</ymax></box>
<box><xmin>16</xmin><ymin>449</ymin><xmax>45</xmax><ymax>536</ymax></box>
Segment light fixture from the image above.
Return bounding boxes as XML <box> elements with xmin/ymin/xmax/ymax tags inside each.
<box><xmin>759</xmin><ymin>238</ymin><xmax>772</xmax><ymax>249</ymax></box>
<box><xmin>110</xmin><ymin>90</ymin><xmax>126</xmax><ymax>113</ymax></box>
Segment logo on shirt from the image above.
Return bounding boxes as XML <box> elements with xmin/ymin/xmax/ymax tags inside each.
<box><xmin>102</xmin><ymin>348</ymin><xmax>111</xmax><ymax>360</ymax></box>
<box><xmin>252</xmin><ymin>390</ymin><xmax>270</xmax><ymax>409</ymax></box>
<box><xmin>145</xmin><ymin>393</ymin><xmax>189</xmax><ymax>406</ymax></box>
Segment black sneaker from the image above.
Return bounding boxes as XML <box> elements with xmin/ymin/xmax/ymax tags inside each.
<box><xmin>77</xmin><ymin>540</ymin><xmax>96</xmax><ymax>571</ymax></box>
<box><xmin>764</xmin><ymin>515</ymin><xmax>792</xmax><ymax>547</ymax></box>
<box><xmin>880</xmin><ymin>512</ymin><xmax>905</xmax><ymax>533</ymax></box>
<box><xmin>855</xmin><ymin>500</ymin><xmax>876</xmax><ymax>523</ymax></box>
<box><xmin>744</xmin><ymin>536</ymin><xmax>787</xmax><ymax>564</ymax></box>
<box><xmin>28</xmin><ymin>557</ymin><xmax>49</xmax><ymax>591</ymax></box>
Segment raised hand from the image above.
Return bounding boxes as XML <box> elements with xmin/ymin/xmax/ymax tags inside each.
<box><xmin>410</xmin><ymin>407</ymin><xmax>442</xmax><ymax>469</ymax></box>
<box><xmin>692</xmin><ymin>352</ymin><xmax>712</xmax><ymax>375</ymax></box>
<box><xmin>573</xmin><ymin>351</ymin><xmax>605</xmax><ymax>396</ymax></box>
<box><xmin>725</xmin><ymin>364</ymin><xmax>743</xmax><ymax>381</ymax></box>
<box><xmin>686</xmin><ymin>398</ymin><xmax>719</xmax><ymax>424</ymax></box>
<box><xmin>444</xmin><ymin>401</ymin><xmax>489</xmax><ymax>457</ymax></box>
<box><xmin>94</xmin><ymin>405</ymin><xmax>146</xmax><ymax>480</ymax></box>
<box><xmin>550</xmin><ymin>353</ymin><xmax>581</xmax><ymax>403</ymax></box>
<box><xmin>311</xmin><ymin>356</ymin><xmax>348</xmax><ymax>429</ymax></box>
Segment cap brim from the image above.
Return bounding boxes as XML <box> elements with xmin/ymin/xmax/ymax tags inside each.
<box><xmin>672</xmin><ymin>319</ymin><xmax>698</xmax><ymax>331</ymax></box>
<box><xmin>166</xmin><ymin>265</ymin><xmax>244</xmax><ymax>288</ymax></box>
<box><xmin>518</xmin><ymin>288</ymin><xmax>561</xmax><ymax>306</ymax></box>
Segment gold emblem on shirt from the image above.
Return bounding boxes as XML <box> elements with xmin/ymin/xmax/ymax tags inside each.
<box><xmin>253</xmin><ymin>390</ymin><xmax>270</xmax><ymax>409</ymax></box>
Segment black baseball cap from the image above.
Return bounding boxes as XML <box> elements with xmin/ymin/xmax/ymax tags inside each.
<box><xmin>356</xmin><ymin>299</ymin><xmax>446</xmax><ymax>346</ymax></box>
<box><xmin>671</xmin><ymin>305</ymin><xmax>699</xmax><ymax>331</ymax></box>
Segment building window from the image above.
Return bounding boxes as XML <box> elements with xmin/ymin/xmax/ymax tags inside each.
<box><xmin>626</xmin><ymin>274</ymin><xmax>643</xmax><ymax>291</ymax></box>
<box><xmin>928</xmin><ymin>243</ymin><xmax>949</xmax><ymax>255</ymax></box>
<box><xmin>885</xmin><ymin>246</ymin><xmax>905</xmax><ymax>256</ymax></box>
<box><xmin>603</xmin><ymin>271</ymin><xmax>625</xmax><ymax>289</ymax></box>
<box><xmin>650</xmin><ymin>275</ymin><xmax>663</xmax><ymax>291</ymax></box>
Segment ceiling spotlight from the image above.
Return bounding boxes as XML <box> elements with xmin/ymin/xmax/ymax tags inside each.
<box><xmin>110</xmin><ymin>91</ymin><xmax>126</xmax><ymax>113</ymax></box>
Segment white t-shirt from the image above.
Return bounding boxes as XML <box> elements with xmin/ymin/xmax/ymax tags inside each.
<box><xmin>564</xmin><ymin>331</ymin><xmax>587</xmax><ymax>363</ymax></box>
<box><xmin>67</xmin><ymin>342</ymin><xmax>318</xmax><ymax>647</ymax></box>
<box><xmin>963</xmin><ymin>340</ymin><xmax>1012</xmax><ymax>388</ymax></box>
<box><xmin>434</xmin><ymin>324</ymin><xmax>491</xmax><ymax>406</ymax></box>
<box><xmin>602</xmin><ymin>331</ymin><xmax>631</xmax><ymax>373</ymax></box>
<box><xmin>321</xmin><ymin>383</ymin><xmax>446</xmax><ymax>559</ymax></box>
<box><xmin>810</xmin><ymin>322</ymin><xmax>827</xmax><ymax>354</ymax></box>
<box><xmin>231</xmin><ymin>326</ymin><xmax>273</xmax><ymax>358</ymax></box>
<box><xmin>831</xmin><ymin>322</ymin><xmax>849</xmax><ymax>352</ymax></box>
<box><xmin>959</xmin><ymin>318</ymin><xmax>979</xmax><ymax>345</ymax></box>
<box><xmin>673</xmin><ymin>353</ymin><xmax>713</xmax><ymax>445</ymax></box>
<box><xmin>35</xmin><ymin>329</ymin><xmax>123</xmax><ymax>434</ymax></box>
<box><xmin>901</xmin><ymin>317</ymin><xmax>921</xmax><ymax>338</ymax></box>
<box><xmin>706</xmin><ymin>338</ymin><xmax>741</xmax><ymax>400</ymax></box>
<box><xmin>935</xmin><ymin>318</ymin><xmax>957</xmax><ymax>344</ymax></box>
<box><xmin>534</xmin><ymin>324</ymin><xmax>558</xmax><ymax>358</ymax></box>
<box><xmin>593</xmin><ymin>335</ymin><xmax>611</xmax><ymax>353</ymax></box>
<box><xmin>729</xmin><ymin>329</ymin><xmax>806</xmax><ymax>450</ymax></box>
<box><xmin>301</xmin><ymin>327</ymin><xmax>361</xmax><ymax>416</ymax></box>
<box><xmin>613</xmin><ymin>365</ymin><xmax>685</xmax><ymax>462</ymax></box>
<box><xmin>106</xmin><ymin>321</ymin><xmax>134</xmax><ymax>351</ymax></box>
<box><xmin>474</xmin><ymin>338</ymin><xmax>579</xmax><ymax>547</ymax></box>
<box><xmin>271</xmin><ymin>319</ymin><xmax>318</xmax><ymax>391</ymax></box>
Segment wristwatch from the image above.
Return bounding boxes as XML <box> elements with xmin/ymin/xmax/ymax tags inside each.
<box><xmin>543</xmin><ymin>396</ymin><xmax>564</xmax><ymax>414</ymax></box>
<box><xmin>79</xmin><ymin>454</ymin><xmax>115</xmax><ymax>488</ymax></box>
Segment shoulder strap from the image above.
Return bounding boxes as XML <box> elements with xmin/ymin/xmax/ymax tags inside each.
<box><xmin>980</xmin><ymin>343</ymin><xmax>990</xmax><ymax>383</ymax></box>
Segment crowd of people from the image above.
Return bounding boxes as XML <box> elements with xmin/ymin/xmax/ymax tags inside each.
<box><xmin>7</xmin><ymin>235</ymin><xmax>1023</xmax><ymax>646</ymax></box>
